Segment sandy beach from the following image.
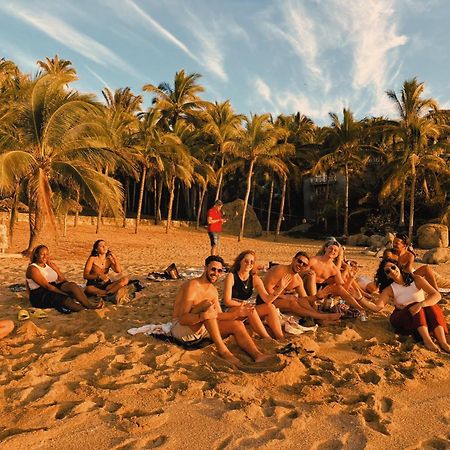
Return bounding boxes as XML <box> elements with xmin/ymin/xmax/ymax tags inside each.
<box><xmin>0</xmin><ymin>221</ymin><xmax>449</xmax><ymax>450</ymax></box>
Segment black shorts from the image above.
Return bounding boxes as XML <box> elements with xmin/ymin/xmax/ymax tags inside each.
<box><xmin>208</xmin><ymin>232</ymin><xmax>220</xmax><ymax>247</ymax></box>
<box><xmin>29</xmin><ymin>282</ymin><xmax>66</xmax><ymax>309</ymax></box>
<box><xmin>86</xmin><ymin>279</ymin><xmax>112</xmax><ymax>290</ymax></box>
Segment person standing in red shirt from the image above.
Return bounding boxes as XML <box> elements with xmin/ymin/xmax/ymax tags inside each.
<box><xmin>207</xmin><ymin>200</ymin><xmax>226</xmax><ymax>256</ymax></box>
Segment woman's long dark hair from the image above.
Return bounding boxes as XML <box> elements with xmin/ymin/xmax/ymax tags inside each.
<box><xmin>375</xmin><ymin>258</ymin><xmax>414</xmax><ymax>292</ymax></box>
<box><xmin>231</xmin><ymin>250</ymin><xmax>256</xmax><ymax>274</ymax></box>
<box><xmin>30</xmin><ymin>245</ymin><xmax>48</xmax><ymax>263</ymax></box>
<box><xmin>90</xmin><ymin>239</ymin><xmax>104</xmax><ymax>256</ymax></box>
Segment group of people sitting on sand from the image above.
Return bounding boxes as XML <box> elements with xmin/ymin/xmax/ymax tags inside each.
<box><xmin>25</xmin><ymin>240</ymin><xmax>129</xmax><ymax>313</ymax></box>
<box><xmin>1</xmin><ymin>233</ymin><xmax>448</xmax><ymax>363</ymax></box>
<box><xmin>171</xmin><ymin>234</ymin><xmax>449</xmax><ymax>365</ymax></box>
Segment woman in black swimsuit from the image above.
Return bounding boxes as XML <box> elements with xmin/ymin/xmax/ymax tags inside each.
<box><xmin>223</xmin><ymin>250</ymin><xmax>291</xmax><ymax>340</ymax></box>
<box><xmin>83</xmin><ymin>240</ymin><xmax>129</xmax><ymax>298</ymax></box>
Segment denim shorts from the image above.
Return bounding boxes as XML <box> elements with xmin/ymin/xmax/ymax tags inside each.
<box><xmin>208</xmin><ymin>232</ymin><xmax>220</xmax><ymax>246</ymax></box>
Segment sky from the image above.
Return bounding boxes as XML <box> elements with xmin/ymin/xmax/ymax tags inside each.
<box><xmin>1</xmin><ymin>0</ymin><xmax>449</xmax><ymax>125</ymax></box>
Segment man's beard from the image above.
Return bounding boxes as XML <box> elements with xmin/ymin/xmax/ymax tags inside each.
<box><xmin>205</xmin><ymin>272</ymin><xmax>216</xmax><ymax>284</ymax></box>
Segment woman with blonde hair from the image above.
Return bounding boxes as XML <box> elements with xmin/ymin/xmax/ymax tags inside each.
<box><xmin>223</xmin><ymin>250</ymin><xmax>291</xmax><ymax>340</ymax></box>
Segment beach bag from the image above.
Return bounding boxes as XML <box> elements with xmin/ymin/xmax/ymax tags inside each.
<box><xmin>164</xmin><ymin>263</ymin><xmax>180</xmax><ymax>280</ymax></box>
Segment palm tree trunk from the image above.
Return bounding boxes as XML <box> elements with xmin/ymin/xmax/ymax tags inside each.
<box><xmin>215</xmin><ymin>152</ymin><xmax>225</xmax><ymax>202</ymax></box>
<box><xmin>238</xmin><ymin>160</ymin><xmax>255</xmax><ymax>241</ymax></box>
<box><xmin>8</xmin><ymin>183</ymin><xmax>20</xmax><ymax>243</ymax></box>
<box><xmin>153</xmin><ymin>176</ymin><xmax>157</xmax><ymax>219</ymax></box>
<box><xmin>63</xmin><ymin>213</ymin><xmax>67</xmax><ymax>237</ymax></box>
<box><xmin>166</xmin><ymin>177</ymin><xmax>175</xmax><ymax>233</ymax></box>
<box><xmin>266</xmin><ymin>178</ymin><xmax>274</xmax><ymax>234</ymax></box>
<box><xmin>197</xmin><ymin>186</ymin><xmax>207</xmax><ymax>229</ymax></box>
<box><xmin>174</xmin><ymin>181</ymin><xmax>180</xmax><ymax>220</ymax></box>
<box><xmin>123</xmin><ymin>179</ymin><xmax>129</xmax><ymax>228</ymax></box>
<box><xmin>135</xmin><ymin>166</ymin><xmax>147</xmax><ymax>234</ymax></box>
<box><xmin>25</xmin><ymin>202</ymin><xmax>45</xmax><ymax>255</ymax></box>
<box><xmin>275</xmin><ymin>175</ymin><xmax>287</xmax><ymax>237</ymax></box>
<box><xmin>156</xmin><ymin>176</ymin><xmax>163</xmax><ymax>225</ymax></box>
<box><xmin>74</xmin><ymin>189</ymin><xmax>80</xmax><ymax>227</ymax></box>
<box><xmin>344</xmin><ymin>164</ymin><xmax>349</xmax><ymax>236</ymax></box>
<box><xmin>408</xmin><ymin>167</ymin><xmax>416</xmax><ymax>242</ymax></box>
<box><xmin>399</xmin><ymin>178</ymin><xmax>406</xmax><ymax>227</ymax></box>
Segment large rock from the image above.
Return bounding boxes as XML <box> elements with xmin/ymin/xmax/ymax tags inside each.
<box><xmin>222</xmin><ymin>199</ymin><xmax>262</xmax><ymax>238</ymax></box>
<box><xmin>285</xmin><ymin>223</ymin><xmax>312</xmax><ymax>236</ymax></box>
<box><xmin>368</xmin><ymin>234</ymin><xmax>385</xmax><ymax>249</ymax></box>
<box><xmin>422</xmin><ymin>247</ymin><xmax>450</xmax><ymax>265</ymax></box>
<box><xmin>417</xmin><ymin>224</ymin><xmax>449</xmax><ymax>249</ymax></box>
<box><xmin>347</xmin><ymin>234</ymin><xmax>370</xmax><ymax>247</ymax></box>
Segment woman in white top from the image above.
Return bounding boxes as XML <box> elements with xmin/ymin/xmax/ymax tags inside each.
<box><xmin>359</xmin><ymin>258</ymin><xmax>448</xmax><ymax>353</ymax></box>
<box><xmin>26</xmin><ymin>245</ymin><xmax>103</xmax><ymax>312</ymax></box>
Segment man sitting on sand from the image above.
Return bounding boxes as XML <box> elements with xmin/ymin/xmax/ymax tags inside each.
<box><xmin>308</xmin><ymin>241</ymin><xmax>366</xmax><ymax>317</ymax></box>
<box><xmin>256</xmin><ymin>251</ymin><xmax>341</xmax><ymax>323</ymax></box>
<box><xmin>171</xmin><ymin>255</ymin><xmax>272</xmax><ymax>366</ymax></box>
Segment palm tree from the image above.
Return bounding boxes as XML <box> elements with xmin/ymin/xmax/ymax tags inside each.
<box><xmin>202</xmin><ymin>100</ymin><xmax>243</xmax><ymax>201</ymax></box>
<box><xmin>230</xmin><ymin>114</ymin><xmax>292</xmax><ymax>241</ymax></box>
<box><xmin>312</xmin><ymin>109</ymin><xmax>371</xmax><ymax>236</ymax></box>
<box><xmin>37</xmin><ymin>55</ymin><xmax>77</xmax><ymax>81</ymax></box>
<box><xmin>143</xmin><ymin>70</ymin><xmax>205</xmax><ymax>129</ymax></box>
<box><xmin>0</xmin><ymin>72</ymin><xmax>123</xmax><ymax>253</ymax></box>
<box><xmin>384</xmin><ymin>78</ymin><xmax>446</xmax><ymax>239</ymax></box>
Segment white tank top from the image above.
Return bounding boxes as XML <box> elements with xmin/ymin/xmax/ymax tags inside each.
<box><xmin>390</xmin><ymin>281</ymin><xmax>425</xmax><ymax>307</ymax></box>
<box><xmin>26</xmin><ymin>263</ymin><xmax>58</xmax><ymax>290</ymax></box>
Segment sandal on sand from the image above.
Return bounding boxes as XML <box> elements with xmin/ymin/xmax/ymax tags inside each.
<box><xmin>29</xmin><ymin>308</ymin><xmax>47</xmax><ymax>319</ymax></box>
<box><xmin>18</xmin><ymin>309</ymin><xmax>30</xmax><ymax>321</ymax></box>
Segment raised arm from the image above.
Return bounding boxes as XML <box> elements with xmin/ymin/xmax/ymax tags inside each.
<box><xmin>108</xmin><ymin>253</ymin><xmax>123</xmax><ymax>273</ymax></box>
<box><xmin>253</xmin><ymin>273</ymin><xmax>292</xmax><ymax>304</ymax></box>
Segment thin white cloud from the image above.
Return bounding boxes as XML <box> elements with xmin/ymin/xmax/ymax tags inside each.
<box><xmin>333</xmin><ymin>0</ymin><xmax>407</xmax><ymax>115</ymax></box>
<box><xmin>84</xmin><ymin>65</ymin><xmax>111</xmax><ymax>90</ymax></box>
<box><xmin>124</xmin><ymin>0</ymin><xmax>197</xmax><ymax>60</ymax></box>
<box><xmin>262</xmin><ymin>0</ymin><xmax>331</xmax><ymax>92</ymax></box>
<box><xmin>0</xmin><ymin>3</ymin><xmax>135</xmax><ymax>74</ymax></box>
<box><xmin>255</xmin><ymin>78</ymin><xmax>272</xmax><ymax>103</ymax></box>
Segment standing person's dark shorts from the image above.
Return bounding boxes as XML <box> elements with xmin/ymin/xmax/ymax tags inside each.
<box><xmin>207</xmin><ymin>200</ymin><xmax>225</xmax><ymax>255</ymax></box>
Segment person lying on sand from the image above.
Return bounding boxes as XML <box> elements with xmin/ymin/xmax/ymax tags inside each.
<box><xmin>307</xmin><ymin>241</ymin><xmax>366</xmax><ymax>317</ymax></box>
<box><xmin>84</xmin><ymin>239</ymin><xmax>129</xmax><ymax>298</ymax></box>
<box><xmin>255</xmin><ymin>251</ymin><xmax>341</xmax><ymax>323</ymax></box>
<box><xmin>223</xmin><ymin>250</ymin><xmax>291</xmax><ymax>340</ymax></box>
<box><xmin>171</xmin><ymin>255</ymin><xmax>272</xmax><ymax>366</ymax></box>
<box><xmin>359</xmin><ymin>259</ymin><xmax>449</xmax><ymax>353</ymax></box>
<box><xmin>26</xmin><ymin>245</ymin><xmax>103</xmax><ymax>312</ymax></box>
<box><xmin>0</xmin><ymin>320</ymin><xmax>14</xmax><ymax>339</ymax></box>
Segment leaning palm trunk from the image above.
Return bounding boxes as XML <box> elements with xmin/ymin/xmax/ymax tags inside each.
<box><xmin>197</xmin><ymin>185</ymin><xmax>207</xmax><ymax>230</ymax></box>
<box><xmin>135</xmin><ymin>166</ymin><xmax>147</xmax><ymax>234</ymax></box>
<box><xmin>155</xmin><ymin>177</ymin><xmax>163</xmax><ymax>225</ymax></box>
<box><xmin>215</xmin><ymin>153</ymin><xmax>225</xmax><ymax>202</ymax></box>
<box><xmin>8</xmin><ymin>184</ymin><xmax>20</xmax><ymax>243</ymax></box>
<box><xmin>238</xmin><ymin>160</ymin><xmax>255</xmax><ymax>242</ymax></box>
<box><xmin>266</xmin><ymin>178</ymin><xmax>274</xmax><ymax>234</ymax></box>
<box><xmin>275</xmin><ymin>175</ymin><xmax>287</xmax><ymax>237</ymax></box>
<box><xmin>343</xmin><ymin>164</ymin><xmax>349</xmax><ymax>236</ymax></box>
<box><xmin>165</xmin><ymin>177</ymin><xmax>175</xmax><ymax>234</ymax></box>
<box><xmin>408</xmin><ymin>164</ymin><xmax>417</xmax><ymax>242</ymax></box>
<box><xmin>399</xmin><ymin>179</ymin><xmax>406</xmax><ymax>227</ymax></box>
<box><xmin>25</xmin><ymin>203</ymin><xmax>45</xmax><ymax>255</ymax></box>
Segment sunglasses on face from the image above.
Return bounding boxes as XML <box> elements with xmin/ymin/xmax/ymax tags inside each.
<box><xmin>384</xmin><ymin>265</ymin><xmax>397</xmax><ymax>274</ymax></box>
<box><xmin>296</xmin><ymin>258</ymin><xmax>309</xmax><ymax>267</ymax></box>
<box><xmin>210</xmin><ymin>267</ymin><xmax>223</xmax><ymax>274</ymax></box>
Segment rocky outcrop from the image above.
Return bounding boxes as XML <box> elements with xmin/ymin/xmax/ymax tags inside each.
<box><xmin>422</xmin><ymin>247</ymin><xmax>450</xmax><ymax>265</ymax></box>
<box><xmin>417</xmin><ymin>224</ymin><xmax>449</xmax><ymax>249</ymax></box>
<box><xmin>347</xmin><ymin>234</ymin><xmax>370</xmax><ymax>247</ymax></box>
<box><xmin>222</xmin><ymin>199</ymin><xmax>262</xmax><ymax>238</ymax></box>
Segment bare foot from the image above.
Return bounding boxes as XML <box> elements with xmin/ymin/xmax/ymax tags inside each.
<box><xmin>254</xmin><ymin>353</ymin><xmax>274</xmax><ymax>363</ymax></box>
<box><xmin>423</xmin><ymin>340</ymin><xmax>440</xmax><ymax>353</ymax></box>
<box><xmin>438</xmin><ymin>342</ymin><xmax>450</xmax><ymax>354</ymax></box>
<box><xmin>218</xmin><ymin>351</ymin><xmax>241</xmax><ymax>367</ymax></box>
<box><xmin>91</xmin><ymin>300</ymin><xmax>104</xmax><ymax>309</ymax></box>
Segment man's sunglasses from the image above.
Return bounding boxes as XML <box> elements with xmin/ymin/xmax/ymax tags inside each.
<box><xmin>384</xmin><ymin>265</ymin><xmax>397</xmax><ymax>274</ymax></box>
<box><xmin>296</xmin><ymin>258</ymin><xmax>309</xmax><ymax>267</ymax></box>
<box><xmin>210</xmin><ymin>267</ymin><xmax>223</xmax><ymax>274</ymax></box>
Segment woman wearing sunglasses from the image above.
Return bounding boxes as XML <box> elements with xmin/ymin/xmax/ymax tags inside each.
<box><xmin>358</xmin><ymin>258</ymin><xmax>448</xmax><ymax>353</ymax></box>
<box><xmin>223</xmin><ymin>250</ymin><xmax>291</xmax><ymax>340</ymax></box>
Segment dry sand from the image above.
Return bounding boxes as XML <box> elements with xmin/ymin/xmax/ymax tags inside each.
<box><xmin>0</xmin><ymin>221</ymin><xmax>449</xmax><ymax>450</ymax></box>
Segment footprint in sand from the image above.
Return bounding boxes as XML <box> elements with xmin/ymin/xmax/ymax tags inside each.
<box><xmin>313</xmin><ymin>439</ymin><xmax>345</xmax><ymax>450</ymax></box>
<box><xmin>414</xmin><ymin>437</ymin><xmax>450</xmax><ymax>450</ymax></box>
